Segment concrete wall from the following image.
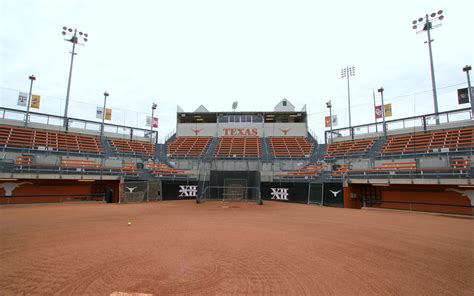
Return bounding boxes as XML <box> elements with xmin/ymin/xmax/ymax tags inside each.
<box><xmin>176</xmin><ymin>122</ymin><xmax>308</xmax><ymax>137</ymax></box>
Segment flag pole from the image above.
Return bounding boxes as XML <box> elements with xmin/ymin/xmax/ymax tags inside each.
<box><xmin>373</xmin><ymin>89</ymin><xmax>378</xmax><ymax>132</ymax></box>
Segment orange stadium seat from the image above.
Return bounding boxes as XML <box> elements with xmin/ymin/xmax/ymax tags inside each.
<box><xmin>268</xmin><ymin>137</ymin><xmax>314</xmax><ymax>158</ymax></box>
<box><xmin>0</xmin><ymin>125</ymin><xmax>102</xmax><ymax>154</ymax></box>
<box><xmin>325</xmin><ymin>138</ymin><xmax>375</xmax><ymax>159</ymax></box>
<box><xmin>167</xmin><ymin>137</ymin><xmax>212</xmax><ymax>157</ymax></box>
<box><xmin>108</xmin><ymin>137</ymin><xmax>155</xmax><ymax>158</ymax></box>
<box><xmin>380</xmin><ymin>127</ymin><xmax>474</xmax><ymax>156</ymax></box>
<box><xmin>214</xmin><ymin>137</ymin><xmax>261</xmax><ymax>158</ymax></box>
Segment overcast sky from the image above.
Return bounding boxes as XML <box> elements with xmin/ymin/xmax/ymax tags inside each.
<box><xmin>1</xmin><ymin>0</ymin><xmax>472</xmax><ymax>142</ymax></box>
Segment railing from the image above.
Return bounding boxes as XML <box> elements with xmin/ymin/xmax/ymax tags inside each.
<box><xmin>325</xmin><ymin>108</ymin><xmax>472</xmax><ymax>143</ymax></box>
<box><xmin>363</xmin><ymin>199</ymin><xmax>473</xmax><ymax>216</ymax></box>
<box><xmin>0</xmin><ymin>107</ymin><xmax>158</xmax><ymax>143</ymax></box>
<box><xmin>0</xmin><ymin>193</ymin><xmax>106</xmax><ymax>205</ymax></box>
<box><xmin>347</xmin><ymin>168</ymin><xmax>470</xmax><ymax>179</ymax></box>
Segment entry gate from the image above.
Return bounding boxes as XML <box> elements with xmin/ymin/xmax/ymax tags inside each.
<box><xmin>308</xmin><ymin>183</ymin><xmax>323</xmax><ymax>205</ymax></box>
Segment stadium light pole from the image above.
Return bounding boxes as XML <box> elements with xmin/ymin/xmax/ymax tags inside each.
<box><xmin>151</xmin><ymin>102</ymin><xmax>157</xmax><ymax>143</ymax></box>
<box><xmin>25</xmin><ymin>74</ymin><xmax>36</xmax><ymax>127</ymax></box>
<box><xmin>341</xmin><ymin>66</ymin><xmax>355</xmax><ymax>138</ymax></box>
<box><xmin>326</xmin><ymin>100</ymin><xmax>333</xmax><ymax>143</ymax></box>
<box><xmin>412</xmin><ymin>10</ymin><xmax>444</xmax><ymax>124</ymax></box>
<box><xmin>378</xmin><ymin>87</ymin><xmax>387</xmax><ymax>138</ymax></box>
<box><xmin>62</xmin><ymin>26</ymin><xmax>88</xmax><ymax>131</ymax></box>
<box><xmin>462</xmin><ymin>65</ymin><xmax>473</xmax><ymax>117</ymax></box>
<box><xmin>100</xmin><ymin>92</ymin><xmax>109</xmax><ymax>137</ymax></box>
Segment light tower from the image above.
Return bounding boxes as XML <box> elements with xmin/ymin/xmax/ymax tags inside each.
<box><xmin>412</xmin><ymin>10</ymin><xmax>444</xmax><ymax>124</ymax></box>
<box><xmin>62</xmin><ymin>26</ymin><xmax>89</xmax><ymax>131</ymax></box>
<box><xmin>341</xmin><ymin>66</ymin><xmax>355</xmax><ymax>137</ymax></box>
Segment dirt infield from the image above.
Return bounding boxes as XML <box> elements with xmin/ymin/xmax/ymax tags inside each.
<box><xmin>0</xmin><ymin>201</ymin><xmax>472</xmax><ymax>295</ymax></box>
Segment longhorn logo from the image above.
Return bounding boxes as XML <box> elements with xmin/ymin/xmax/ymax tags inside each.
<box><xmin>329</xmin><ymin>190</ymin><xmax>341</xmax><ymax>197</ymax></box>
<box><xmin>126</xmin><ymin>186</ymin><xmax>137</xmax><ymax>193</ymax></box>
<box><xmin>445</xmin><ymin>189</ymin><xmax>474</xmax><ymax>206</ymax></box>
<box><xmin>0</xmin><ymin>182</ymin><xmax>32</xmax><ymax>197</ymax></box>
<box><xmin>191</xmin><ymin>129</ymin><xmax>203</xmax><ymax>135</ymax></box>
<box><xmin>279</xmin><ymin>128</ymin><xmax>290</xmax><ymax>136</ymax></box>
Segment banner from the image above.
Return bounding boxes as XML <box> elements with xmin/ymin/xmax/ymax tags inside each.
<box><xmin>146</xmin><ymin>116</ymin><xmax>158</xmax><ymax>128</ymax></box>
<box><xmin>96</xmin><ymin>107</ymin><xmax>103</xmax><ymax>119</ymax></box>
<box><xmin>384</xmin><ymin>103</ymin><xmax>392</xmax><ymax>117</ymax></box>
<box><xmin>105</xmin><ymin>108</ymin><xmax>112</xmax><ymax>120</ymax></box>
<box><xmin>325</xmin><ymin>115</ymin><xmax>338</xmax><ymax>127</ymax></box>
<box><xmin>30</xmin><ymin>95</ymin><xmax>40</xmax><ymax>109</ymax></box>
<box><xmin>96</xmin><ymin>107</ymin><xmax>112</xmax><ymax>120</ymax></box>
<box><xmin>457</xmin><ymin>87</ymin><xmax>473</xmax><ymax>104</ymax></box>
<box><xmin>375</xmin><ymin>105</ymin><xmax>383</xmax><ymax>119</ymax></box>
<box><xmin>17</xmin><ymin>92</ymin><xmax>28</xmax><ymax>107</ymax></box>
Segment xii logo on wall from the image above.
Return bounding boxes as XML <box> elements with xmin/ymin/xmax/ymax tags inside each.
<box><xmin>270</xmin><ymin>188</ymin><xmax>289</xmax><ymax>200</ymax></box>
<box><xmin>179</xmin><ymin>185</ymin><xmax>197</xmax><ymax>197</ymax></box>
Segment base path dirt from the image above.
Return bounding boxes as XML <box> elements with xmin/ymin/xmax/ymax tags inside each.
<box><xmin>0</xmin><ymin>201</ymin><xmax>472</xmax><ymax>295</ymax></box>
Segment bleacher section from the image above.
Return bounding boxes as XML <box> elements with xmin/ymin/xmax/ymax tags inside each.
<box><xmin>380</xmin><ymin>127</ymin><xmax>474</xmax><ymax>156</ymax></box>
<box><xmin>146</xmin><ymin>163</ymin><xmax>192</xmax><ymax>177</ymax></box>
<box><xmin>268</xmin><ymin>137</ymin><xmax>314</xmax><ymax>158</ymax></box>
<box><xmin>0</xmin><ymin>125</ymin><xmax>102</xmax><ymax>154</ymax></box>
<box><xmin>278</xmin><ymin>164</ymin><xmax>325</xmax><ymax>178</ymax></box>
<box><xmin>325</xmin><ymin>138</ymin><xmax>375</xmax><ymax>159</ymax></box>
<box><xmin>345</xmin><ymin>158</ymin><xmax>471</xmax><ymax>176</ymax></box>
<box><xmin>108</xmin><ymin>137</ymin><xmax>155</xmax><ymax>158</ymax></box>
<box><xmin>167</xmin><ymin>137</ymin><xmax>212</xmax><ymax>157</ymax></box>
<box><xmin>215</xmin><ymin>137</ymin><xmax>261</xmax><ymax>158</ymax></box>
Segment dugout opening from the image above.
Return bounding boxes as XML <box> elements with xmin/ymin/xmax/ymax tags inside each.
<box><xmin>198</xmin><ymin>170</ymin><xmax>262</xmax><ymax>204</ymax></box>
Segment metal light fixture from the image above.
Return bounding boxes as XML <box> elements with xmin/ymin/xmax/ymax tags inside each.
<box><xmin>62</xmin><ymin>26</ymin><xmax>89</xmax><ymax>131</ymax></box>
<box><xmin>341</xmin><ymin>66</ymin><xmax>355</xmax><ymax>138</ymax></box>
<box><xmin>412</xmin><ymin>10</ymin><xmax>444</xmax><ymax>124</ymax></box>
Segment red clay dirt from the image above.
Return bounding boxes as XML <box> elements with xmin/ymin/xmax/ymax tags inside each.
<box><xmin>0</xmin><ymin>201</ymin><xmax>472</xmax><ymax>295</ymax></box>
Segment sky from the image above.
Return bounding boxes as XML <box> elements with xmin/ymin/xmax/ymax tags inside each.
<box><xmin>1</xmin><ymin>0</ymin><xmax>473</xmax><ymax>143</ymax></box>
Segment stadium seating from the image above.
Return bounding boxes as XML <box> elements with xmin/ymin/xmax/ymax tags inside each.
<box><xmin>268</xmin><ymin>137</ymin><xmax>314</xmax><ymax>158</ymax></box>
<box><xmin>331</xmin><ymin>164</ymin><xmax>349</xmax><ymax>177</ymax></box>
<box><xmin>0</xmin><ymin>125</ymin><xmax>102</xmax><ymax>154</ymax></box>
<box><xmin>146</xmin><ymin>162</ymin><xmax>191</xmax><ymax>177</ymax></box>
<box><xmin>167</xmin><ymin>137</ymin><xmax>212</xmax><ymax>157</ymax></box>
<box><xmin>214</xmin><ymin>137</ymin><xmax>261</xmax><ymax>158</ymax></box>
<box><xmin>108</xmin><ymin>137</ymin><xmax>155</xmax><ymax>158</ymax></box>
<box><xmin>380</xmin><ymin>127</ymin><xmax>474</xmax><ymax>156</ymax></box>
<box><xmin>278</xmin><ymin>164</ymin><xmax>324</xmax><ymax>177</ymax></box>
<box><xmin>325</xmin><ymin>138</ymin><xmax>375</xmax><ymax>159</ymax></box>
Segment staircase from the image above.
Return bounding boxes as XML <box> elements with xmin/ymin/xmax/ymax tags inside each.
<box><xmin>155</xmin><ymin>143</ymin><xmax>167</xmax><ymax>162</ymax></box>
<box><xmin>367</xmin><ymin>137</ymin><xmax>386</xmax><ymax>159</ymax></box>
<box><xmin>260</xmin><ymin>138</ymin><xmax>273</xmax><ymax>161</ymax></box>
<box><xmin>100</xmin><ymin>137</ymin><xmax>115</xmax><ymax>157</ymax></box>
<box><xmin>311</xmin><ymin>144</ymin><xmax>327</xmax><ymax>162</ymax></box>
<box><xmin>204</xmin><ymin>137</ymin><xmax>219</xmax><ymax>160</ymax></box>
